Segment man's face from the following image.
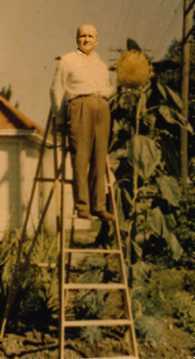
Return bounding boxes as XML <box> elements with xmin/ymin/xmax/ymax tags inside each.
<box><xmin>77</xmin><ymin>25</ymin><xmax>97</xmax><ymax>55</ymax></box>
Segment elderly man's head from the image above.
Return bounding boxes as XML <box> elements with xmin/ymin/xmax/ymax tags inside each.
<box><xmin>76</xmin><ymin>24</ymin><xmax>98</xmax><ymax>55</ymax></box>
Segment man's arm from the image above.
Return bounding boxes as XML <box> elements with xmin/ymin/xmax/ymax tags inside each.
<box><xmin>50</xmin><ymin>57</ymin><xmax>67</xmax><ymax>124</ymax></box>
<box><xmin>106</xmin><ymin>71</ymin><xmax>116</xmax><ymax>99</ymax></box>
<box><xmin>100</xmin><ymin>60</ymin><xmax>116</xmax><ymax>99</ymax></box>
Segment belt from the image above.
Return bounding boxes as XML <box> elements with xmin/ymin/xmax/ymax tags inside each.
<box><xmin>68</xmin><ymin>94</ymin><xmax>108</xmax><ymax>102</ymax></box>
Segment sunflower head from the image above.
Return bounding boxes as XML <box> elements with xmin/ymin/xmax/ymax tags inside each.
<box><xmin>117</xmin><ymin>50</ymin><xmax>153</xmax><ymax>88</ymax></box>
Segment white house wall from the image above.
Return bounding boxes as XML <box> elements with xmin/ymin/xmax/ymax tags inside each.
<box><xmin>20</xmin><ymin>137</ymin><xmax>43</xmax><ymax>237</ymax></box>
<box><xmin>0</xmin><ymin>133</ymin><xmax>90</xmax><ymax>239</ymax></box>
<box><xmin>0</xmin><ymin>147</ymin><xmax>10</xmax><ymax>236</ymax></box>
<box><xmin>0</xmin><ymin>136</ymin><xmax>42</xmax><ymax>239</ymax></box>
<box><xmin>0</xmin><ymin>138</ymin><xmax>22</xmax><ymax>238</ymax></box>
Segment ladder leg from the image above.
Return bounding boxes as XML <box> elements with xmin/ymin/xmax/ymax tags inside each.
<box><xmin>21</xmin><ymin>111</ymin><xmax>53</xmax><ymax>239</ymax></box>
<box><xmin>0</xmin><ymin>111</ymin><xmax>53</xmax><ymax>339</ymax></box>
<box><xmin>66</xmin><ymin>184</ymin><xmax>77</xmax><ymax>283</ymax></box>
<box><xmin>52</xmin><ymin>117</ymin><xmax>60</xmax><ymax>178</ymax></box>
<box><xmin>106</xmin><ymin>156</ymin><xmax>139</xmax><ymax>358</ymax></box>
<box><xmin>59</xmin><ymin>133</ymin><xmax>75</xmax><ymax>358</ymax></box>
<box><xmin>59</xmin><ymin>132</ymin><xmax>66</xmax><ymax>359</ymax></box>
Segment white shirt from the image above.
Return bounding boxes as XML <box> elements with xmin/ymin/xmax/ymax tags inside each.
<box><xmin>50</xmin><ymin>50</ymin><xmax>113</xmax><ymax>119</ymax></box>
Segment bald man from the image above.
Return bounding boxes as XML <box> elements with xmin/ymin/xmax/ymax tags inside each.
<box><xmin>50</xmin><ymin>24</ymin><xmax>114</xmax><ymax>221</ymax></box>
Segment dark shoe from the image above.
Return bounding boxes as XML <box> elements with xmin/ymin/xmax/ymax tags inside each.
<box><xmin>77</xmin><ymin>211</ymin><xmax>92</xmax><ymax>220</ymax></box>
<box><xmin>92</xmin><ymin>210</ymin><xmax>115</xmax><ymax>222</ymax></box>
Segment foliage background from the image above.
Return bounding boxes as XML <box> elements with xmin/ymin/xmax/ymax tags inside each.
<box><xmin>0</xmin><ymin>51</ymin><xmax>195</xmax><ymax>357</ymax></box>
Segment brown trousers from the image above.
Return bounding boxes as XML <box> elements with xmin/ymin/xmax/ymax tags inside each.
<box><xmin>67</xmin><ymin>95</ymin><xmax>111</xmax><ymax>213</ymax></box>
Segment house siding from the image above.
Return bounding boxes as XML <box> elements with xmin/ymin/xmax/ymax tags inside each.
<box><xmin>0</xmin><ymin>132</ymin><xmax>90</xmax><ymax>240</ymax></box>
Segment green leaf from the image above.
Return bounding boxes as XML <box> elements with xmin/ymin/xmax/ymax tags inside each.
<box><xmin>165</xmin><ymin>213</ymin><xmax>177</xmax><ymax>229</ymax></box>
<box><xmin>112</xmin><ymin>119</ymin><xmax>126</xmax><ymax>134</ymax></box>
<box><xmin>115</xmin><ymin>184</ymin><xmax>129</xmax><ymax>231</ymax></box>
<box><xmin>143</xmin><ymin>113</ymin><xmax>156</xmax><ymax>128</ymax></box>
<box><xmin>173</xmin><ymin>111</ymin><xmax>193</xmax><ymax>133</ymax></box>
<box><xmin>128</xmin><ymin>135</ymin><xmax>161</xmax><ymax>179</ymax></box>
<box><xmin>122</xmin><ymin>187</ymin><xmax>133</xmax><ymax>206</ymax></box>
<box><xmin>136</xmin><ymin>91</ymin><xmax>147</xmax><ymax>119</ymax></box>
<box><xmin>158</xmin><ymin>105</ymin><xmax>193</xmax><ymax>133</ymax></box>
<box><xmin>148</xmin><ymin>207</ymin><xmax>183</xmax><ymax>260</ymax></box>
<box><xmin>165</xmin><ymin>85</ymin><xmax>183</xmax><ymax>110</ymax></box>
<box><xmin>173</xmin><ymin>110</ymin><xmax>186</xmax><ymax>125</ymax></box>
<box><xmin>81</xmin><ymin>327</ymin><xmax>103</xmax><ymax>346</ymax></box>
<box><xmin>119</xmin><ymin>93</ymin><xmax>130</xmax><ymax>109</ymax></box>
<box><xmin>184</xmin><ymin>122</ymin><xmax>193</xmax><ymax>133</ymax></box>
<box><xmin>156</xmin><ymin>81</ymin><xmax>167</xmax><ymax>100</ymax></box>
<box><xmin>158</xmin><ymin>105</ymin><xmax>177</xmax><ymax>124</ymax></box>
<box><xmin>167</xmin><ymin>232</ymin><xmax>183</xmax><ymax>261</ymax></box>
<box><xmin>132</xmin><ymin>240</ymin><xmax>143</xmax><ymax>259</ymax></box>
<box><xmin>156</xmin><ymin>175</ymin><xmax>181</xmax><ymax>207</ymax></box>
<box><xmin>148</xmin><ymin>207</ymin><xmax>168</xmax><ymax>238</ymax></box>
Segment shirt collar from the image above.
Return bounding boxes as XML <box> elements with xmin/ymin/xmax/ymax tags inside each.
<box><xmin>76</xmin><ymin>49</ymin><xmax>97</xmax><ymax>58</ymax></box>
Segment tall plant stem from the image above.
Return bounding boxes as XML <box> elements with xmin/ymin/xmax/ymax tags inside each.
<box><xmin>133</xmin><ymin>90</ymin><xmax>144</xmax><ymax>208</ymax></box>
<box><xmin>127</xmin><ymin>91</ymin><xmax>143</xmax><ymax>268</ymax></box>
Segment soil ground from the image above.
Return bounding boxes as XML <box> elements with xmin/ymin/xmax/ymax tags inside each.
<box><xmin>0</xmin><ymin>230</ymin><xmax>194</xmax><ymax>358</ymax></box>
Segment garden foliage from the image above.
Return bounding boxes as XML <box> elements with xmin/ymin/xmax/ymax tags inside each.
<box><xmin>109</xmin><ymin>75</ymin><xmax>193</xmax><ymax>262</ymax></box>
<box><xmin>0</xmin><ymin>56</ymin><xmax>194</xmax><ymax>358</ymax></box>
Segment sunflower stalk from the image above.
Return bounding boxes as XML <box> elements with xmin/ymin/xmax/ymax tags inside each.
<box><xmin>133</xmin><ymin>90</ymin><xmax>145</xmax><ymax>208</ymax></box>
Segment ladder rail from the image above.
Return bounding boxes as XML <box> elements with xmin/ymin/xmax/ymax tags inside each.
<box><xmin>62</xmin><ymin>155</ymin><xmax>139</xmax><ymax>358</ymax></box>
<box><xmin>106</xmin><ymin>157</ymin><xmax>139</xmax><ymax>358</ymax></box>
<box><xmin>20</xmin><ymin>111</ymin><xmax>52</xmax><ymax>240</ymax></box>
<box><xmin>0</xmin><ymin>111</ymin><xmax>53</xmax><ymax>338</ymax></box>
<box><xmin>59</xmin><ymin>132</ymin><xmax>66</xmax><ymax>359</ymax></box>
<box><xmin>0</xmin><ymin>117</ymin><xmax>139</xmax><ymax>358</ymax></box>
<box><xmin>0</xmin><ymin>114</ymin><xmax>66</xmax><ymax>340</ymax></box>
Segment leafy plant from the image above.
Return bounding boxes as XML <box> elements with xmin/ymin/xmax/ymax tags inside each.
<box><xmin>109</xmin><ymin>73</ymin><xmax>193</xmax><ymax>263</ymax></box>
<box><xmin>0</xmin><ymin>231</ymin><xmax>59</xmax><ymax>329</ymax></box>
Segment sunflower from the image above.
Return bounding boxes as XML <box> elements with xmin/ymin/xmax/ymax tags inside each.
<box><xmin>117</xmin><ymin>50</ymin><xmax>153</xmax><ymax>88</ymax></box>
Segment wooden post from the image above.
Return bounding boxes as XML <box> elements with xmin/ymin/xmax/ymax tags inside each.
<box><xmin>181</xmin><ymin>0</ymin><xmax>193</xmax><ymax>190</ymax></box>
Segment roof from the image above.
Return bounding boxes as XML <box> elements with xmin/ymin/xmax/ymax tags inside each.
<box><xmin>0</xmin><ymin>96</ymin><xmax>43</xmax><ymax>134</ymax></box>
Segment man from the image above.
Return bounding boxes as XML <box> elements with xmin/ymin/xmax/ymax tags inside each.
<box><xmin>50</xmin><ymin>24</ymin><xmax>114</xmax><ymax>221</ymax></box>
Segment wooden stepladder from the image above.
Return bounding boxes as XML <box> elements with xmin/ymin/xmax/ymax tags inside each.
<box><xmin>0</xmin><ymin>113</ymin><xmax>139</xmax><ymax>359</ymax></box>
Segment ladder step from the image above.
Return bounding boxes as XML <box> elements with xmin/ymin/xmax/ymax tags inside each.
<box><xmin>64</xmin><ymin>283</ymin><xmax>125</xmax><ymax>290</ymax></box>
<box><xmin>64</xmin><ymin>248</ymin><xmax>120</xmax><ymax>254</ymax></box>
<box><xmin>64</xmin><ymin>319</ymin><xmax>132</xmax><ymax>327</ymax></box>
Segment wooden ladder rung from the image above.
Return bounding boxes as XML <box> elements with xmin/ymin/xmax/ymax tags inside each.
<box><xmin>64</xmin><ymin>319</ymin><xmax>132</xmax><ymax>327</ymax></box>
<box><xmin>64</xmin><ymin>283</ymin><xmax>125</xmax><ymax>290</ymax></box>
<box><xmin>64</xmin><ymin>248</ymin><xmax>120</xmax><ymax>254</ymax></box>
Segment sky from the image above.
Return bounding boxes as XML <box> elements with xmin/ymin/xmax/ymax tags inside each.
<box><xmin>0</xmin><ymin>0</ymin><xmax>183</xmax><ymax>127</ymax></box>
